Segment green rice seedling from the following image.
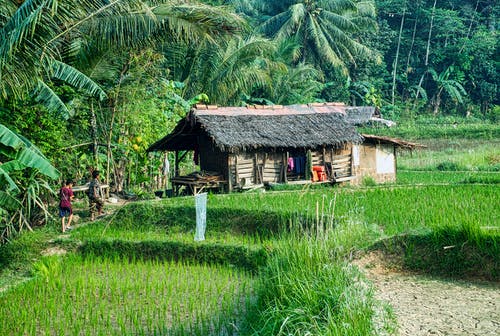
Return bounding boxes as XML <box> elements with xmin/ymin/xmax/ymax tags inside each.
<box><xmin>397</xmin><ymin>170</ymin><xmax>500</xmax><ymax>185</ymax></box>
<box><xmin>0</xmin><ymin>254</ymin><xmax>255</xmax><ymax>335</ymax></box>
<box><xmin>397</xmin><ymin>139</ymin><xmax>500</xmax><ymax>171</ymax></box>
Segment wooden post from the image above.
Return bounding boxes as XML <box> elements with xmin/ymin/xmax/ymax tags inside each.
<box><xmin>235</xmin><ymin>154</ymin><xmax>239</xmax><ymax>187</ymax></box>
<box><xmin>305</xmin><ymin>150</ymin><xmax>312</xmax><ymax>180</ymax></box>
<box><xmin>394</xmin><ymin>146</ymin><xmax>397</xmax><ymax>181</ymax></box>
<box><xmin>284</xmin><ymin>152</ymin><xmax>289</xmax><ymax>184</ymax></box>
<box><xmin>175</xmin><ymin>151</ymin><xmax>180</xmax><ymax>177</ymax></box>
<box><xmin>227</xmin><ymin>154</ymin><xmax>233</xmax><ymax>193</ymax></box>
<box><xmin>254</xmin><ymin>153</ymin><xmax>258</xmax><ymax>184</ymax></box>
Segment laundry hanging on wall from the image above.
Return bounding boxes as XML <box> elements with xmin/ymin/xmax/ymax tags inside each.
<box><xmin>289</xmin><ymin>156</ymin><xmax>306</xmax><ymax>175</ymax></box>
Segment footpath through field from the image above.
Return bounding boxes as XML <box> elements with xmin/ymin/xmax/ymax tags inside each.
<box><xmin>357</xmin><ymin>253</ymin><xmax>500</xmax><ymax>336</ymax></box>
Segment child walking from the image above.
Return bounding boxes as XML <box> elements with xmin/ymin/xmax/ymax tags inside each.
<box><xmin>59</xmin><ymin>179</ymin><xmax>74</xmax><ymax>232</ymax></box>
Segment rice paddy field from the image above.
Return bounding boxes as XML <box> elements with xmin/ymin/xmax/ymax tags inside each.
<box><xmin>0</xmin><ymin>129</ymin><xmax>499</xmax><ymax>335</ymax></box>
<box><xmin>0</xmin><ymin>256</ymin><xmax>253</xmax><ymax>335</ymax></box>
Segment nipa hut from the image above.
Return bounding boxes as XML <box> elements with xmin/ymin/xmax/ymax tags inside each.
<box><xmin>148</xmin><ymin>103</ymin><xmax>420</xmax><ymax>194</ymax></box>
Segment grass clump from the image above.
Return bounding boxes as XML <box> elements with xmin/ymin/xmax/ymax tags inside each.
<box><xmin>244</xmin><ymin>225</ymin><xmax>394</xmax><ymax>335</ymax></box>
<box><xmin>436</xmin><ymin>161</ymin><xmax>464</xmax><ymax>171</ymax></box>
<box><xmin>373</xmin><ymin>225</ymin><xmax>499</xmax><ymax>281</ymax></box>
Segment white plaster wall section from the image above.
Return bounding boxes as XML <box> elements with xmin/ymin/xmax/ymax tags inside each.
<box><xmin>376</xmin><ymin>144</ymin><xmax>395</xmax><ymax>174</ymax></box>
<box><xmin>352</xmin><ymin>144</ymin><xmax>360</xmax><ymax>166</ymax></box>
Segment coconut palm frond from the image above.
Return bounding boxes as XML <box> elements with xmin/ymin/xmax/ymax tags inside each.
<box><xmin>154</xmin><ymin>3</ymin><xmax>245</xmax><ymax>41</ymax></box>
<box><xmin>33</xmin><ymin>80</ymin><xmax>71</xmax><ymax>119</ymax></box>
<box><xmin>276</xmin><ymin>3</ymin><xmax>306</xmax><ymax>39</ymax></box>
<box><xmin>51</xmin><ymin>60</ymin><xmax>106</xmax><ymax>100</ymax></box>
<box><xmin>257</xmin><ymin>0</ymin><xmax>376</xmax><ymax>71</ymax></box>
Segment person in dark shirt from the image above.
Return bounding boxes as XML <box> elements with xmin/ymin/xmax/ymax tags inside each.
<box><xmin>59</xmin><ymin>179</ymin><xmax>74</xmax><ymax>232</ymax></box>
<box><xmin>88</xmin><ymin>170</ymin><xmax>104</xmax><ymax>221</ymax></box>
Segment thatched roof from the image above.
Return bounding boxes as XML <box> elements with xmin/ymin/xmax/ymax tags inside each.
<box><xmin>148</xmin><ymin>103</ymin><xmax>365</xmax><ymax>152</ymax></box>
<box><xmin>362</xmin><ymin>134</ymin><xmax>426</xmax><ymax>150</ymax></box>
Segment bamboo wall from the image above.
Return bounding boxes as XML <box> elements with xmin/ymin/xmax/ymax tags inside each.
<box><xmin>229</xmin><ymin>151</ymin><xmax>285</xmax><ymax>188</ymax></box>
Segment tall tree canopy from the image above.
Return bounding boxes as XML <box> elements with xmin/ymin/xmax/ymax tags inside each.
<box><xmin>0</xmin><ymin>0</ymin><xmax>244</xmax><ymax>116</ymax></box>
<box><xmin>254</xmin><ymin>0</ymin><xmax>378</xmax><ymax>74</ymax></box>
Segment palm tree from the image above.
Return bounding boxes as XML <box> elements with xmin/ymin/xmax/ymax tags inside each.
<box><xmin>164</xmin><ymin>35</ymin><xmax>276</xmax><ymax>106</ymax></box>
<box><xmin>0</xmin><ymin>0</ymin><xmax>244</xmax><ymax>117</ymax></box>
<box><xmin>254</xmin><ymin>0</ymin><xmax>377</xmax><ymax>74</ymax></box>
<box><xmin>254</xmin><ymin>39</ymin><xmax>323</xmax><ymax>104</ymax></box>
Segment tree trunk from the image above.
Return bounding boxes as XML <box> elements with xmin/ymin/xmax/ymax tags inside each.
<box><xmin>392</xmin><ymin>8</ymin><xmax>406</xmax><ymax>105</ymax></box>
<box><xmin>433</xmin><ymin>87</ymin><xmax>444</xmax><ymax>116</ymax></box>
<box><xmin>424</xmin><ymin>0</ymin><xmax>437</xmax><ymax>67</ymax></box>
<box><xmin>105</xmin><ymin>56</ymin><xmax>130</xmax><ymax>193</ymax></box>
<box><xmin>459</xmin><ymin>0</ymin><xmax>479</xmax><ymax>54</ymax></box>
<box><xmin>90</xmin><ymin>100</ymin><xmax>99</xmax><ymax>166</ymax></box>
<box><xmin>414</xmin><ymin>0</ymin><xmax>436</xmax><ymax>107</ymax></box>
<box><xmin>405</xmin><ymin>2</ymin><xmax>420</xmax><ymax>71</ymax></box>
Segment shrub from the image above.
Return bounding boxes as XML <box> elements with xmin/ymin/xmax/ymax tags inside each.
<box><xmin>436</xmin><ymin>161</ymin><xmax>463</xmax><ymax>171</ymax></box>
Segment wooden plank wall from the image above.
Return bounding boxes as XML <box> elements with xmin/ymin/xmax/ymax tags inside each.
<box><xmin>261</xmin><ymin>152</ymin><xmax>283</xmax><ymax>183</ymax></box>
<box><xmin>229</xmin><ymin>151</ymin><xmax>286</xmax><ymax>187</ymax></box>
<box><xmin>330</xmin><ymin>154</ymin><xmax>352</xmax><ymax>178</ymax></box>
<box><xmin>230</xmin><ymin>152</ymin><xmax>254</xmax><ymax>187</ymax></box>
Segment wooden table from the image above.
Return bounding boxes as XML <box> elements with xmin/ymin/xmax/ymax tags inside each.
<box><xmin>171</xmin><ymin>177</ymin><xmax>226</xmax><ymax>196</ymax></box>
<box><xmin>72</xmin><ymin>184</ymin><xmax>109</xmax><ymax>194</ymax></box>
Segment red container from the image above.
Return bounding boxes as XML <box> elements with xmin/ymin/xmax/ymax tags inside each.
<box><xmin>312</xmin><ymin>165</ymin><xmax>325</xmax><ymax>172</ymax></box>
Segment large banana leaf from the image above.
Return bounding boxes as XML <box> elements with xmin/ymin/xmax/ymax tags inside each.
<box><xmin>16</xmin><ymin>143</ymin><xmax>59</xmax><ymax>179</ymax></box>
<box><xmin>0</xmin><ymin>123</ymin><xmax>24</xmax><ymax>150</ymax></box>
<box><xmin>0</xmin><ymin>123</ymin><xmax>59</xmax><ymax>180</ymax></box>
<box><xmin>33</xmin><ymin>81</ymin><xmax>71</xmax><ymax>119</ymax></box>
<box><xmin>0</xmin><ymin>190</ymin><xmax>21</xmax><ymax>211</ymax></box>
<box><xmin>0</xmin><ymin>159</ymin><xmax>24</xmax><ymax>173</ymax></box>
<box><xmin>0</xmin><ymin>166</ymin><xmax>19</xmax><ymax>192</ymax></box>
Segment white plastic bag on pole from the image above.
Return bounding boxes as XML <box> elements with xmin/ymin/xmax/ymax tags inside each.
<box><xmin>194</xmin><ymin>192</ymin><xmax>207</xmax><ymax>241</ymax></box>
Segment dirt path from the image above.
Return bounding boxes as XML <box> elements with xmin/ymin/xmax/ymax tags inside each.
<box><xmin>356</xmin><ymin>253</ymin><xmax>500</xmax><ymax>336</ymax></box>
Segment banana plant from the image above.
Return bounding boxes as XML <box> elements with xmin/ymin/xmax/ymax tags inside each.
<box><xmin>0</xmin><ymin>123</ymin><xmax>59</xmax><ymax>242</ymax></box>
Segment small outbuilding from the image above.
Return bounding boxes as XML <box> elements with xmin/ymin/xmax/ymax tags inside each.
<box><xmin>148</xmin><ymin>103</ymin><xmax>420</xmax><ymax>194</ymax></box>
